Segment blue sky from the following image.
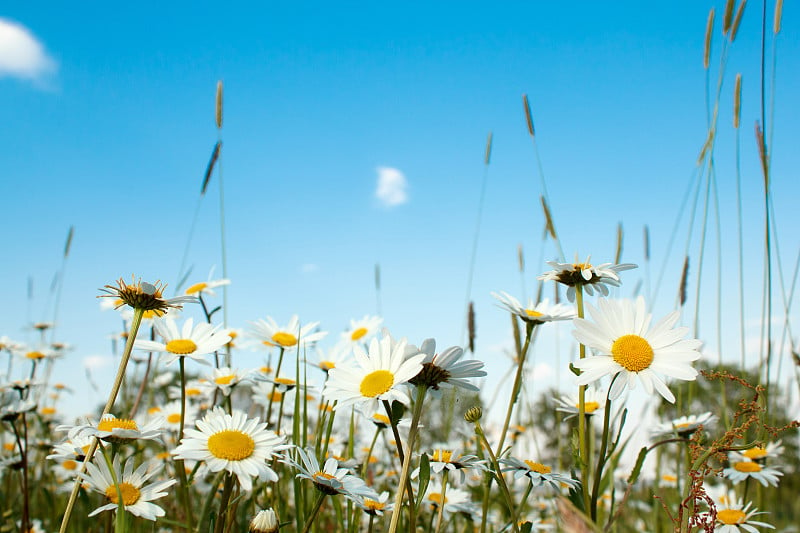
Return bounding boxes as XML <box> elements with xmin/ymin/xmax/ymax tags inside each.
<box><xmin>2</xmin><ymin>1</ymin><xmax>799</xmax><ymax>418</ymax></box>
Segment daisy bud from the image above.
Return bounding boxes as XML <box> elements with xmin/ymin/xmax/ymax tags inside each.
<box><xmin>250</xmin><ymin>508</ymin><xmax>279</xmax><ymax>533</ymax></box>
<box><xmin>464</xmin><ymin>406</ymin><xmax>482</xmax><ymax>423</ymax></box>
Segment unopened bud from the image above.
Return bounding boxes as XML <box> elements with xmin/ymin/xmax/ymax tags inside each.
<box><xmin>464</xmin><ymin>406</ymin><xmax>483</xmax><ymax>423</ymax></box>
<box><xmin>250</xmin><ymin>508</ymin><xmax>279</xmax><ymax>533</ymax></box>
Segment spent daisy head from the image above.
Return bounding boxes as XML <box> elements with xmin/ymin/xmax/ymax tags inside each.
<box><xmin>81</xmin><ymin>456</ymin><xmax>176</xmax><ymax>521</ymax></box>
<box><xmin>172</xmin><ymin>407</ymin><xmax>289</xmax><ymax>491</ymax></box>
<box><xmin>572</xmin><ymin>296</ymin><xmax>702</xmax><ymax>403</ymax></box>
<box><xmin>322</xmin><ymin>334</ymin><xmax>425</xmax><ymax>413</ymax></box>
<box><xmin>538</xmin><ymin>255</ymin><xmax>637</xmax><ymax>301</ymax></box>
<box><xmin>248</xmin><ymin>315</ymin><xmax>328</xmax><ymax>350</ymax></box>
<box><xmin>99</xmin><ymin>277</ymin><xmax>196</xmax><ymax>314</ymax></box>
<box><xmin>134</xmin><ymin>317</ymin><xmax>231</xmax><ymax>366</ymax></box>
<box><xmin>491</xmin><ymin>292</ymin><xmax>575</xmax><ymax>325</ymax></box>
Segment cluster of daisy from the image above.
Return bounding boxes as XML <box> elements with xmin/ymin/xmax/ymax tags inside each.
<box><xmin>1</xmin><ymin>257</ymin><xmax>795</xmax><ymax>532</ymax></box>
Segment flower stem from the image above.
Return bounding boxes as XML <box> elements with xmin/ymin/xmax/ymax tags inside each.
<box><xmin>474</xmin><ymin>421</ymin><xmax>519</xmax><ymax>533</ymax></box>
<box><xmin>213</xmin><ymin>474</ymin><xmax>236</xmax><ymax>533</ymax></box>
<box><xmin>301</xmin><ymin>492</ymin><xmax>327</xmax><ymax>533</ymax></box>
<box><xmin>386</xmin><ymin>386</ymin><xmax>427</xmax><ymax>533</ymax></box>
<box><xmin>434</xmin><ymin>470</ymin><xmax>449</xmax><ymax>533</ymax></box>
<box><xmin>176</xmin><ymin>356</ymin><xmax>194</xmax><ymax>531</ymax></box>
<box><xmin>59</xmin><ymin>307</ymin><xmax>145</xmax><ymax>533</ymax></box>
<box><xmin>575</xmin><ymin>285</ymin><xmax>591</xmax><ymax>514</ymax></box>
<box><xmin>496</xmin><ymin>321</ymin><xmax>535</xmax><ymax>456</ymax></box>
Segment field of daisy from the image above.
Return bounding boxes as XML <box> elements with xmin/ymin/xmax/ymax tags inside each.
<box><xmin>2</xmin><ymin>1</ymin><xmax>799</xmax><ymax>532</ymax></box>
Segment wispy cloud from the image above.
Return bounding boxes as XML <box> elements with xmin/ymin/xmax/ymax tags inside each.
<box><xmin>375</xmin><ymin>166</ymin><xmax>408</xmax><ymax>207</ymax></box>
<box><xmin>300</xmin><ymin>263</ymin><xmax>319</xmax><ymax>274</ymax></box>
<box><xmin>0</xmin><ymin>18</ymin><xmax>57</xmax><ymax>85</ymax></box>
<box><xmin>82</xmin><ymin>354</ymin><xmax>112</xmax><ymax>370</ymax></box>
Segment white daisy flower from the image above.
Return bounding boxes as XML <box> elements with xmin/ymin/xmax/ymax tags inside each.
<box><xmin>554</xmin><ymin>386</ymin><xmax>608</xmax><ymax>419</ymax></box>
<box><xmin>722</xmin><ymin>459</ymin><xmax>782</xmax><ymax>487</ymax></box>
<box><xmin>538</xmin><ymin>255</ymin><xmax>637</xmax><ymax>301</ymax></box>
<box><xmin>147</xmin><ymin>401</ymin><xmax>198</xmax><ymax>432</ymax></box>
<box><xmin>172</xmin><ymin>407</ymin><xmax>289</xmax><ymax>491</ymax></box>
<box><xmin>572</xmin><ymin>296</ymin><xmax>702</xmax><ymax>403</ymax></box>
<box><xmin>408</xmin><ymin>339</ymin><xmax>486</xmax><ymax>392</ymax></box>
<box><xmin>58</xmin><ymin>414</ymin><xmax>163</xmax><ymax>444</ymax></box>
<box><xmin>358</xmin><ymin>490</ymin><xmax>393</xmax><ymax>516</ymax></box>
<box><xmin>500</xmin><ymin>457</ymin><xmax>579</xmax><ymax>492</ymax></box>
<box><xmin>82</xmin><ymin>456</ymin><xmax>176</xmax><ymax>521</ymax></box>
<box><xmin>283</xmin><ymin>447</ymin><xmax>377</xmax><ymax>500</ymax></box>
<box><xmin>134</xmin><ymin>317</ymin><xmax>231</xmax><ymax>366</ymax></box>
<box><xmin>706</xmin><ymin>491</ymin><xmax>775</xmax><ymax>532</ymax></box>
<box><xmin>200</xmin><ymin>367</ymin><xmax>252</xmax><ymax>397</ymax></box>
<box><xmin>322</xmin><ymin>334</ymin><xmax>425</xmax><ymax>413</ymax></box>
<box><xmin>412</xmin><ymin>447</ymin><xmax>488</xmax><ymax>484</ymax></box>
<box><xmin>423</xmin><ymin>481</ymin><xmax>479</xmax><ymax>517</ymax></box>
<box><xmin>651</xmin><ymin>412</ymin><xmax>716</xmax><ymax>438</ymax></box>
<box><xmin>341</xmin><ymin>315</ymin><xmax>383</xmax><ymax>345</ymax></box>
<box><xmin>184</xmin><ymin>273</ymin><xmax>231</xmax><ymax>297</ymax></box>
<box><xmin>491</xmin><ymin>292</ymin><xmax>575</xmax><ymax>324</ymax></box>
<box><xmin>312</xmin><ymin>341</ymin><xmax>353</xmax><ymax>373</ymax></box>
<box><xmin>249</xmin><ymin>508</ymin><xmax>280</xmax><ymax>533</ymax></box>
<box><xmin>248</xmin><ymin>315</ymin><xmax>328</xmax><ymax>350</ymax></box>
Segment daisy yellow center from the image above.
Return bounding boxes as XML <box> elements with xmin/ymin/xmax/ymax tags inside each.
<box><xmin>186</xmin><ymin>387</ymin><xmax>201</xmax><ymax>396</ymax></box>
<box><xmin>662</xmin><ymin>474</ymin><xmax>677</xmax><ymax>483</ymax></box>
<box><xmin>675</xmin><ymin>422</ymin><xmax>691</xmax><ymax>429</ymax></box>
<box><xmin>142</xmin><ymin>309</ymin><xmax>164</xmax><ymax>319</ymax></box>
<box><xmin>167</xmin><ymin>413</ymin><xmax>182</xmax><ymax>424</ymax></box>
<box><xmin>573</xmin><ymin>262</ymin><xmax>592</xmax><ymax>270</ymax></box>
<box><xmin>276</xmin><ymin>377</ymin><xmax>295</xmax><ymax>386</ymax></box>
<box><xmin>364</xmin><ymin>498</ymin><xmax>385</xmax><ymax>511</ymax></box>
<box><xmin>271</xmin><ymin>332</ymin><xmax>298</xmax><ymax>347</ymax></box>
<box><xmin>429</xmin><ymin>493</ymin><xmax>446</xmax><ymax>505</ymax></box>
<box><xmin>105</xmin><ymin>482</ymin><xmax>140</xmax><ymax>505</ymax></box>
<box><xmin>524</xmin><ymin>461</ymin><xmax>551</xmax><ymax>474</ymax></box>
<box><xmin>41</xmin><ymin>407</ymin><xmax>57</xmax><ymax>415</ymax></box>
<box><xmin>261</xmin><ymin>366</ymin><xmax>273</xmax><ymax>374</ymax></box>
<box><xmin>525</xmin><ymin>309</ymin><xmax>543</xmax><ymax>318</ymax></box>
<box><xmin>359</xmin><ymin>370</ymin><xmax>394</xmax><ymax>398</ymax></box>
<box><xmin>26</xmin><ymin>351</ymin><xmax>46</xmax><ymax>360</ymax></box>
<box><xmin>432</xmin><ymin>450</ymin><xmax>453</xmax><ymax>463</ymax></box>
<box><xmin>62</xmin><ymin>459</ymin><xmax>78</xmax><ymax>471</ymax></box>
<box><xmin>3</xmin><ymin>443</ymin><xmax>15</xmax><ymax>451</ymax></box>
<box><xmin>574</xmin><ymin>401</ymin><xmax>600</xmax><ymax>413</ymax></box>
<box><xmin>373</xmin><ymin>413</ymin><xmax>390</xmax><ymax>425</ymax></box>
<box><xmin>320</xmin><ymin>361</ymin><xmax>335</xmax><ymax>370</ymax></box>
<box><xmin>350</xmin><ymin>327</ymin><xmax>369</xmax><ymax>341</ymax></box>
<box><xmin>215</xmin><ymin>375</ymin><xmax>235</xmax><ymax>385</ymax></box>
<box><xmin>314</xmin><ymin>471</ymin><xmax>336</xmax><ymax>481</ymax></box>
<box><xmin>717</xmin><ymin>509</ymin><xmax>747</xmax><ymax>525</ymax></box>
<box><xmin>166</xmin><ymin>339</ymin><xmax>197</xmax><ymax>355</ymax></box>
<box><xmin>743</xmin><ymin>447</ymin><xmax>768</xmax><ymax>460</ymax></box>
<box><xmin>271</xmin><ymin>392</ymin><xmax>284</xmax><ymax>401</ymax></box>
<box><xmin>147</xmin><ymin>407</ymin><xmax>162</xmax><ymax>415</ymax></box>
<box><xmin>207</xmin><ymin>430</ymin><xmax>255</xmax><ymax>461</ymax></box>
<box><xmin>734</xmin><ymin>461</ymin><xmax>761</xmax><ymax>473</ymax></box>
<box><xmin>611</xmin><ymin>334</ymin><xmax>654</xmax><ymax>372</ymax></box>
<box><xmin>185</xmin><ymin>282</ymin><xmax>208</xmax><ymax>295</ymax></box>
<box><xmin>97</xmin><ymin>418</ymin><xmax>138</xmax><ymax>432</ymax></box>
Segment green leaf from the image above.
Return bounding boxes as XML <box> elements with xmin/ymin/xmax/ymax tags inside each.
<box><xmin>415</xmin><ymin>453</ymin><xmax>431</xmax><ymax>509</ymax></box>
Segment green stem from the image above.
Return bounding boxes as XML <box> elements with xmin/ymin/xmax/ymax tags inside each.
<box><xmin>213</xmin><ymin>474</ymin><xmax>236</xmax><ymax>533</ymax></box>
<box><xmin>59</xmin><ymin>307</ymin><xmax>145</xmax><ymax>533</ymax></box>
<box><xmin>301</xmin><ymin>492</ymin><xmax>327</xmax><ymax>533</ymax></box>
<box><xmin>496</xmin><ymin>321</ymin><xmax>535</xmax><ymax>456</ymax></box>
<box><xmin>575</xmin><ymin>285</ymin><xmax>591</xmax><ymax>514</ymax></box>
<box><xmin>474</xmin><ymin>421</ymin><xmax>519</xmax><ymax>533</ymax></box>
<box><xmin>434</xmin><ymin>470</ymin><xmax>449</xmax><ymax>533</ymax></box>
<box><xmin>176</xmin><ymin>356</ymin><xmax>194</xmax><ymax>531</ymax></box>
<box><xmin>386</xmin><ymin>386</ymin><xmax>427</xmax><ymax>533</ymax></box>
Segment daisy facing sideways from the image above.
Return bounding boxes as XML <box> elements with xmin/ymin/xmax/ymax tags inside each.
<box><xmin>134</xmin><ymin>317</ymin><xmax>231</xmax><ymax>366</ymax></box>
<box><xmin>82</xmin><ymin>456</ymin><xmax>176</xmax><ymax>521</ymax></box>
<box><xmin>172</xmin><ymin>407</ymin><xmax>290</xmax><ymax>491</ymax></box>
<box><xmin>572</xmin><ymin>296</ymin><xmax>702</xmax><ymax>403</ymax></box>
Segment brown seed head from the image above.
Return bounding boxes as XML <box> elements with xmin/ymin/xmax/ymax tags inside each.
<box><xmin>100</xmin><ymin>277</ymin><xmax>177</xmax><ymax>313</ymax></box>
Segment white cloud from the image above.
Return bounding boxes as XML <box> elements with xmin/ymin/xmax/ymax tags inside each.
<box><xmin>0</xmin><ymin>18</ymin><xmax>56</xmax><ymax>83</ymax></box>
<box><xmin>375</xmin><ymin>166</ymin><xmax>408</xmax><ymax>207</ymax></box>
